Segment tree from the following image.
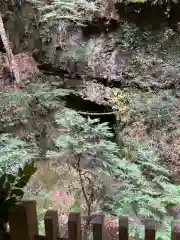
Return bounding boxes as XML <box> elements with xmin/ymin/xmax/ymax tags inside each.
<box><xmin>0</xmin><ymin>13</ymin><xmax>20</xmax><ymax>83</ymax></box>
<box><xmin>47</xmin><ymin>108</ymin><xmax>120</xmax><ymax>217</ymax></box>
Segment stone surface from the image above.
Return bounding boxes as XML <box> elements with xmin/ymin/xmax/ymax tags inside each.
<box><xmin>0</xmin><ymin>52</ymin><xmax>39</xmax><ymax>86</ymax></box>
<box><xmin>78</xmin><ymin>81</ymin><xmax>112</xmax><ymax>106</ymax></box>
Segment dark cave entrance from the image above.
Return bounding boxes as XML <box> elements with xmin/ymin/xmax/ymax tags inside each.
<box><xmin>64</xmin><ymin>93</ymin><xmax>116</xmax><ymax>137</ymax></box>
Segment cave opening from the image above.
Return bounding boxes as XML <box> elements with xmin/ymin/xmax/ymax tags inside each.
<box><xmin>64</xmin><ymin>93</ymin><xmax>116</xmax><ymax>137</ymax></box>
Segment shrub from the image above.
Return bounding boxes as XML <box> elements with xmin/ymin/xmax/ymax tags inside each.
<box><xmin>102</xmin><ymin>140</ymin><xmax>180</xmax><ymax>240</ymax></box>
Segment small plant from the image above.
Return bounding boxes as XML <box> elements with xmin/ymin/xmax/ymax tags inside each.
<box><xmin>115</xmin><ymin>21</ymin><xmax>155</xmax><ymax>51</ymax></box>
<box><xmin>110</xmin><ymin>88</ymin><xmax>131</xmax><ymax>122</ymax></box>
<box><xmin>0</xmin><ymin>162</ymin><xmax>36</xmax><ymax>232</ymax></box>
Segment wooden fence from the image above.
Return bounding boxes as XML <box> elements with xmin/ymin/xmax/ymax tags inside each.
<box><xmin>2</xmin><ymin>201</ymin><xmax>180</xmax><ymax>240</ymax></box>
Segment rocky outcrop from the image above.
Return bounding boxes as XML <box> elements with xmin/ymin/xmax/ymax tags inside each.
<box><xmin>78</xmin><ymin>81</ymin><xmax>112</xmax><ymax>106</ymax></box>
<box><xmin>3</xmin><ymin>1</ymin><xmax>180</xmax><ymax>91</ymax></box>
<box><xmin>0</xmin><ymin>51</ymin><xmax>38</xmax><ymax>90</ymax></box>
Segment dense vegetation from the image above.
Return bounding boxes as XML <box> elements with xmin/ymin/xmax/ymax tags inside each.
<box><xmin>1</xmin><ymin>0</ymin><xmax>180</xmax><ymax>239</ymax></box>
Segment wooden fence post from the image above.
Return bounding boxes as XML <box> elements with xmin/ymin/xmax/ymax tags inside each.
<box><xmin>8</xmin><ymin>201</ymin><xmax>38</xmax><ymax>240</ymax></box>
<box><xmin>91</xmin><ymin>215</ymin><xmax>104</xmax><ymax>240</ymax></box>
<box><xmin>145</xmin><ymin>219</ymin><xmax>156</xmax><ymax>240</ymax></box>
<box><xmin>119</xmin><ymin>216</ymin><xmax>128</xmax><ymax>240</ymax></box>
<box><xmin>171</xmin><ymin>221</ymin><xmax>180</xmax><ymax>240</ymax></box>
<box><xmin>68</xmin><ymin>212</ymin><xmax>81</xmax><ymax>240</ymax></box>
<box><xmin>44</xmin><ymin>210</ymin><xmax>59</xmax><ymax>240</ymax></box>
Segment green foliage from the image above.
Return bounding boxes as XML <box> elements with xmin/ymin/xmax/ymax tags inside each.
<box><xmin>33</xmin><ymin>0</ymin><xmax>101</xmax><ymax>26</ymax></box>
<box><xmin>110</xmin><ymin>89</ymin><xmax>180</xmax><ymax>239</ymax></box>
<box><xmin>46</xmin><ymin>107</ymin><xmax>180</xmax><ymax>239</ymax></box>
<box><xmin>0</xmin><ymin>76</ymin><xmax>71</xmax><ymax>131</ymax></box>
<box><xmin>0</xmin><ymin>91</ymin><xmax>31</xmax><ymax>129</ymax></box>
<box><xmin>115</xmin><ymin>22</ymin><xmax>155</xmax><ymax>51</ymax></box>
<box><xmin>108</xmin><ymin>85</ymin><xmax>180</xmax><ymax>239</ymax></box>
<box><xmin>27</xmin><ymin>81</ymin><xmax>71</xmax><ymax>110</ymax></box>
<box><xmin>47</xmin><ymin>108</ymin><xmax>119</xmax><ymax>171</ymax></box>
<box><xmin>0</xmin><ymin>75</ymin><xmax>72</xmax><ymax>162</ymax></box>
<box><xmin>102</xmin><ymin>140</ymin><xmax>180</xmax><ymax>240</ymax></box>
<box><xmin>110</xmin><ymin>88</ymin><xmax>131</xmax><ymax>122</ymax></box>
<box><xmin>0</xmin><ymin>134</ymin><xmax>36</xmax><ymax>175</ymax></box>
<box><xmin>0</xmin><ymin>133</ymin><xmax>37</xmax><ymax>230</ymax></box>
<box><xmin>0</xmin><ymin>74</ymin><xmax>72</xmax><ymax>230</ymax></box>
<box><xmin>130</xmin><ymin>91</ymin><xmax>178</xmax><ymax>131</ymax></box>
<box><xmin>47</xmin><ymin>108</ymin><xmax>120</xmax><ymax>216</ymax></box>
<box><xmin>0</xmin><ymin>162</ymin><xmax>36</xmax><ymax>230</ymax></box>
<box><xmin>70</xmin><ymin>189</ymin><xmax>82</xmax><ymax>212</ymax></box>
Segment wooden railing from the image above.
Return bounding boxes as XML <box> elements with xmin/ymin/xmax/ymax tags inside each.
<box><xmin>3</xmin><ymin>201</ymin><xmax>180</xmax><ymax>240</ymax></box>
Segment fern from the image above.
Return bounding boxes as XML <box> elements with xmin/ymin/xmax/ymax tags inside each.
<box><xmin>48</xmin><ymin>108</ymin><xmax>119</xmax><ymax>170</ymax></box>
<box><xmin>0</xmin><ymin>134</ymin><xmax>36</xmax><ymax>175</ymax></box>
<box><xmin>102</xmin><ymin>140</ymin><xmax>180</xmax><ymax>239</ymax></box>
<box><xmin>27</xmin><ymin>82</ymin><xmax>72</xmax><ymax>109</ymax></box>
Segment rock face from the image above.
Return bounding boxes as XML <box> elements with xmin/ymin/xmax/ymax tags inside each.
<box><xmin>0</xmin><ymin>52</ymin><xmax>39</xmax><ymax>86</ymax></box>
<box><xmin>3</xmin><ymin>1</ymin><xmax>180</xmax><ymax>91</ymax></box>
<box><xmin>13</xmin><ymin>52</ymin><xmax>39</xmax><ymax>81</ymax></box>
<box><xmin>82</xmin><ymin>36</ymin><xmax>124</xmax><ymax>82</ymax></box>
<box><xmin>35</xmin><ymin>27</ymin><xmax>180</xmax><ymax>90</ymax></box>
<box><xmin>78</xmin><ymin>81</ymin><xmax>112</xmax><ymax>106</ymax></box>
<box><xmin>36</xmin><ymin>31</ymin><xmax>126</xmax><ymax>85</ymax></box>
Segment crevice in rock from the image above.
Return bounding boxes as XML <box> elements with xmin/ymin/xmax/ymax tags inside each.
<box><xmin>38</xmin><ymin>63</ymin><xmax>70</xmax><ymax>77</ymax></box>
<box><xmin>82</xmin><ymin>17</ymin><xmax>119</xmax><ymax>38</ymax></box>
<box><xmin>0</xmin><ymin>37</ymin><xmax>5</xmax><ymax>53</ymax></box>
<box><xmin>37</xmin><ymin>64</ymin><xmax>180</xmax><ymax>92</ymax></box>
<box><xmin>37</xmin><ymin>63</ymin><xmax>110</xmax><ymax>86</ymax></box>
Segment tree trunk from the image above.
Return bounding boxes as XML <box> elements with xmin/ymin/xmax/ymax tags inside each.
<box><xmin>0</xmin><ymin>13</ymin><xmax>20</xmax><ymax>84</ymax></box>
